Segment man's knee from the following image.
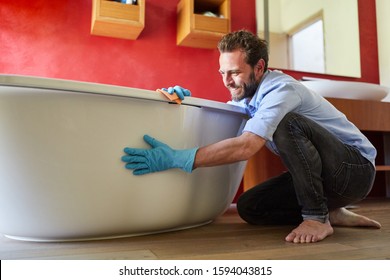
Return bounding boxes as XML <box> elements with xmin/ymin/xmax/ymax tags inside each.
<box><xmin>273</xmin><ymin>112</ymin><xmax>296</xmax><ymax>143</ymax></box>
<box><xmin>236</xmin><ymin>190</ymin><xmax>271</xmax><ymax>225</ymax></box>
<box><xmin>273</xmin><ymin>112</ymin><xmax>305</xmax><ymax>145</ymax></box>
<box><xmin>236</xmin><ymin>192</ymin><xmax>259</xmax><ymax>224</ymax></box>
<box><xmin>236</xmin><ymin>192</ymin><xmax>251</xmax><ymax>219</ymax></box>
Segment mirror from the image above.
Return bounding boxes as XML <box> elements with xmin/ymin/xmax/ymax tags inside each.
<box><xmin>256</xmin><ymin>0</ymin><xmax>361</xmax><ymax>78</ymax></box>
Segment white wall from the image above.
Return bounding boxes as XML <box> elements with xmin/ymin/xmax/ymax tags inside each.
<box><xmin>256</xmin><ymin>0</ymin><xmax>360</xmax><ymax>77</ymax></box>
<box><xmin>376</xmin><ymin>0</ymin><xmax>390</xmax><ymax>102</ymax></box>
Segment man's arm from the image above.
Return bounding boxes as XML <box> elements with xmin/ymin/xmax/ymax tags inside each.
<box><xmin>193</xmin><ymin>132</ymin><xmax>266</xmax><ymax>169</ymax></box>
<box><xmin>122</xmin><ymin>132</ymin><xmax>265</xmax><ymax>175</ymax></box>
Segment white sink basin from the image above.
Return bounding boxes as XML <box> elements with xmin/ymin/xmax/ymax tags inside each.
<box><xmin>301</xmin><ymin>80</ymin><xmax>389</xmax><ymax>101</ymax></box>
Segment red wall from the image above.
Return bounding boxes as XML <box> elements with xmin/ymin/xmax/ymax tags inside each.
<box><xmin>0</xmin><ymin>0</ymin><xmax>256</xmax><ymax>102</ymax></box>
<box><xmin>0</xmin><ymin>0</ymin><xmax>379</xmax><ymax>103</ymax></box>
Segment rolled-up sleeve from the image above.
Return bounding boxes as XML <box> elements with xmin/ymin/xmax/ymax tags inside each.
<box><xmin>243</xmin><ymin>83</ymin><xmax>302</xmax><ymax>141</ymax></box>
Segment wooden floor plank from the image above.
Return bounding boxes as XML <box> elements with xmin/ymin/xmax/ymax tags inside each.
<box><xmin>1</xmin><ymin>198</ymin><xmax>389</xmax><ymax>260</ymax></box>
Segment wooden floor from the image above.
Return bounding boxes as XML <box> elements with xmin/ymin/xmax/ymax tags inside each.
<box><xmin>1</xmin><ymin>198</ymin><xmax>389</xmax><ymax>260</ymax></box>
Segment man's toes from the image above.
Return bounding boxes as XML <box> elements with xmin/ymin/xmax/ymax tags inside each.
<box><xmin>305</xmin><ymin>234</ymin><xmax>314</xmax><ymax>243</ymax></box>
<box><xmin>285</xmin><ymin>232</ymin><xmax>296</xmax><ymax>242</ymax></box>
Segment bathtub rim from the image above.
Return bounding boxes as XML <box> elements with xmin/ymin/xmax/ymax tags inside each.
<box><xmin>0</xmin><ymin>74</ymin><xmax>247</xmax><ymax>117</ymax></box>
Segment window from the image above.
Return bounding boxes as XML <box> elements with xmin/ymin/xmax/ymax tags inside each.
<box><xmin>289</xmin><ymin>19</ymin><xmax>325</xmax><ymax>73</ymax></box>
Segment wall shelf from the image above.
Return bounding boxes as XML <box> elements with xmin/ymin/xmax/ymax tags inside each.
<box><xmin>376</xmin><ymin>166</ymin><xmax>390</xmax><ymax>171</ymax></box>
<box><xmin>177</xmin><ymin>0</ymin><xmax>231</xmax><ymax>49</ymax></box>
<box><xmin>91</xmin><ymin>0</ymin><xmax>145</xmax><ymax>40</ymax></box>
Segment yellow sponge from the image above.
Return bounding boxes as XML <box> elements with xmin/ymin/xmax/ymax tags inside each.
<box><xmin>156</xmin><ymin>89</ymin><xmax>182</xmax><ymax>104</ymax></box>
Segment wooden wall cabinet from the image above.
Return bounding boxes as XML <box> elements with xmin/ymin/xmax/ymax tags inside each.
<box><xmin>177</xmin><ymin>0</ymin><xmax>231</xmax><ymax>49</ymax></box>
<box><xmin>91</xmin><ymin>0</ymin><xmax>145</xmax><ymax>40</ymax></box>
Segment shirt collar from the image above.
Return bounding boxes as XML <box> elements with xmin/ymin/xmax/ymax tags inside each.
<box><xmin>244</xmin><ymin>70</ymin><xmax>270</xmax><ymax>115</ymax></box>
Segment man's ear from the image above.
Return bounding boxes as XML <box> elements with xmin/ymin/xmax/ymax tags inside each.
<box><xmin>254</xmin><ymin>59</ymin><xmax>266</xmax><ymax>78</ymax></box>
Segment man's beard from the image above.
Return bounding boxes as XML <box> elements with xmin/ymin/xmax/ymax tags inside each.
<box><xmin>232</xmin><ymin>72</ymin><xmax>259</xmax><ymax>102</ymax></box>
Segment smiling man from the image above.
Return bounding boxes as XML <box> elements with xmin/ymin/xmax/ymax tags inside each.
<box><xmin>122</xmin><ymin>30</ymin><xmax>381</xmax><ymax>243</ymax></box>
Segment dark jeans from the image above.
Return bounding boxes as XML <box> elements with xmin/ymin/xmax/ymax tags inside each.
<box><xmin>237</xmin><ymin>112</ymin><xmax>376</xmax><ymax>225</ymax></box>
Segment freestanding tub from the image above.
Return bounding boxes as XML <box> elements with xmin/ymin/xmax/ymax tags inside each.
<box><xmin>0</xmin><ymin>75</ymin><xmax>248</xmax><ymax>242</ymax></box>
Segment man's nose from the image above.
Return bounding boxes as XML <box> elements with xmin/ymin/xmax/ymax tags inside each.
<box><xmin>222</xmin><ymin>74</ymin><xmax>233</xmax><ymax>87</ymax></box>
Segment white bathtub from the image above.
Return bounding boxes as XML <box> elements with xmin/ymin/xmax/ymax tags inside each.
<box><xmin>0</xmin><ymin>75</ymin><xmax>247</xmax><ymax>242</ymax></box>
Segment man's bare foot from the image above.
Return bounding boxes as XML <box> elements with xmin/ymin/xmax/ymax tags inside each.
<box><xmin>329</xmin><ymin>207</ymin><xmax>381</xmax><ymax>228</ymax></box>
<box><xmin>285</xmin><ymin>208</ymin><xmax>381</xmax><ymax>244</ymax></box>
<box><xmin>285</xmin><ymin>220</ymin><xmax>334</xmax><ymax>243</ymax></box>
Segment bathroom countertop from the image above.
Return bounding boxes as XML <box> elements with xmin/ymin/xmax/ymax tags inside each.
<box><xmin>326</xmin><ymin>97</ymin><xmax>390</xmax><ymax>132</ymax></box>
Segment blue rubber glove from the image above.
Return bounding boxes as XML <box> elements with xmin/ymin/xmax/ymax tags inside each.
<box><xmin>162</xmin><ymin>85</ymin><xmax>191</xmax><ymax>100</ymax></box>
<box><xmin>122</xmin><ymin>135</ymin><xmax>198</xmax><ymax>175</ymax></box>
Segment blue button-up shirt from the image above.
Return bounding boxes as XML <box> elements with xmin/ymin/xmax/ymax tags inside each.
<box><xmin>228</xmin><ymin>70</ymin><xmax>376</xmax><ymax>165</ymax></box>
